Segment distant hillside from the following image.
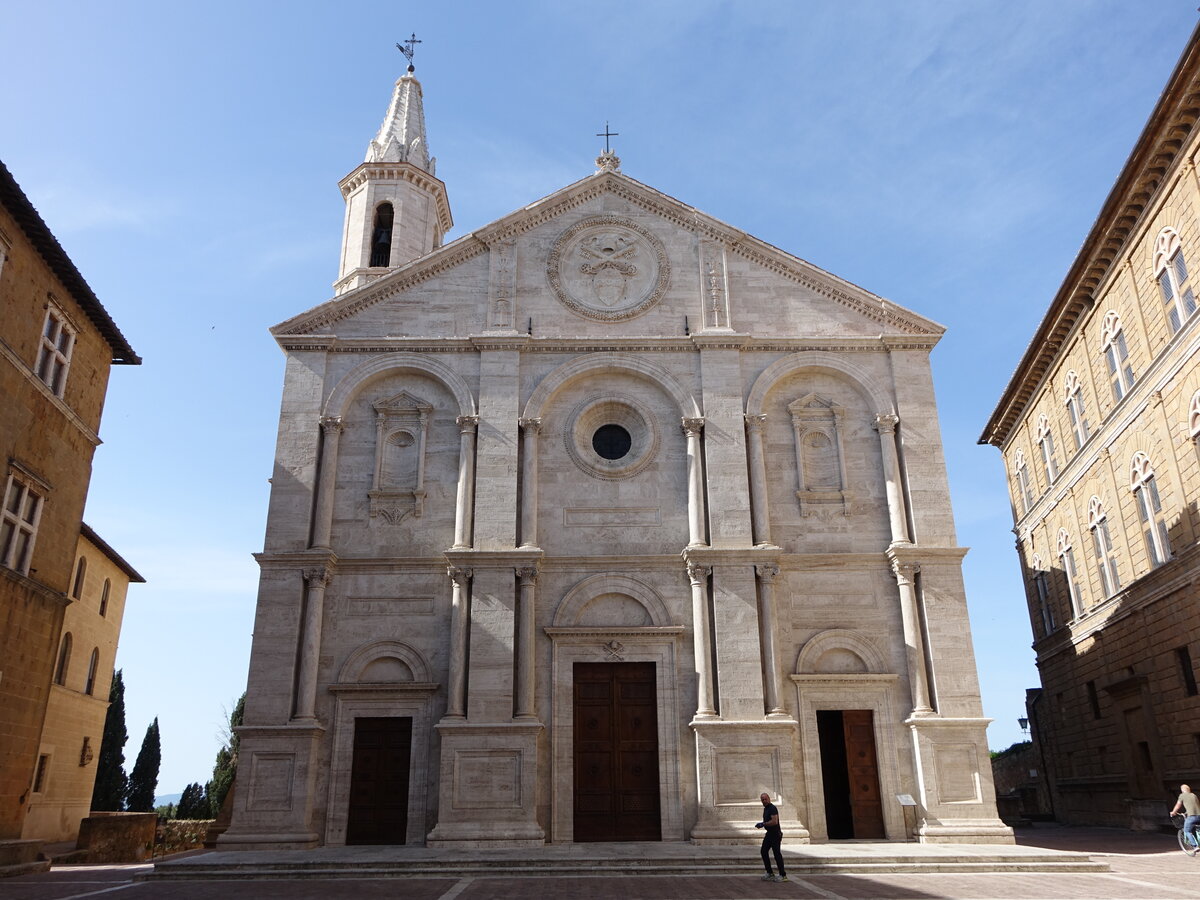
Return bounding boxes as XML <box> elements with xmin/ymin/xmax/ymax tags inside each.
<box><xmin>153</xmin><ymin>792</ymin><xmax>182</xmax><ymax>806</ymax></box>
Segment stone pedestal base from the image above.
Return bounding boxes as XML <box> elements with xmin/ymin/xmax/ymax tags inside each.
<box><xmin>426</xmin><ymin>719</ymin><xmax>544</xmax><ymax>848</ymax></box>
<box><xmin>689</xmin><ymin>717</ymin><xmax>809</xmax><ymax>844</ymax></box>
<box><xmin>906</xmin><ymin>716</ymin><xmax>1013</xmax><ymax>845</ymax></box>
<box><xmin>217</xmin><ymin>723</ymin><xmax>324</xmax><ymax>850</ymax></box>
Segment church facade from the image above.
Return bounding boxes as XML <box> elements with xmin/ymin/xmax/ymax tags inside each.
<box><xmin>223</xmin><ymin>64</ymin><xmax>1009</xmax><ymax>849</ymax></box>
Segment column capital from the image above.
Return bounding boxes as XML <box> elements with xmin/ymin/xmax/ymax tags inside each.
<box><xmin>516</xmin><ymin>565</ymin><xmax>539</xmax><ymax>584</ymax></box>
<box><xmin>456</xmin><ymin>414</ymin><xmax>480</xmax><ymax>432</ymax></box>
<box><xmin>319</xmin><ymin>415</ymin><xmax>344</xmax><ymax>434</ymax></box>
<box><xmin>681</xmin><ymin>416</ymin><xmax>706</xmax><ymax>436</ymax></box>
<box><xmin>518</xmin><ymin>416</ymin><xmax>543</xmax><ymax>432</ymax></box>
<box><xmin>447</xmin><ymin>565</ymin><xmax>473</xmax><ymax>586</ymax></box>
<box><xmin>891</xmin><ymin>558</ymin><xmax>920</xmax><ymax>584</ymax></box>
<box><xmin>303</xmin><ymin>566</ymin><xmax>333</xmax><ymax>588</ymax></box>
<box><xmin>756</xmin><ymin>563</ymin><xmax>780</xmax><ymax>583</ymax></box>
<box><xmin>873</xmin><ymin>413</ymin><xmax>899</xmax><ymax>435</ymax></box>
<box><xmin>686</xmin><ymin>561</ymin><xmax>712</xmax><ymax>584</ymax></box>
<box><xmin>744</xmin><ymin>413</ymin><xmax>768</xmax><ymax>432</ymax></box>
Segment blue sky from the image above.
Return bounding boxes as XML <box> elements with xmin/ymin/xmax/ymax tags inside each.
<box><xmin>3</xmin><ymin>0</ymin><xmax>1195</xmax><ymax>797</ymax></box>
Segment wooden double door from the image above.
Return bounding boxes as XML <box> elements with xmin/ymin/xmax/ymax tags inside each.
<box><xmin>817</xmin><ymin>709</ymin><xmax>884</xmax><ymax>839</ymax></box>
<box><xmin>346</xmin><ymin>716</ymin><xmax>412</xmax><ymax>845</ymax></box>
<box><xmin>573</xmin><ymin>662</ymin><xmax>662</xmax><ymax>842</ymax></box>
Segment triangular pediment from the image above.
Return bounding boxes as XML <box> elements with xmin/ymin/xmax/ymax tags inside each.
<box><xmin>273</xmin><ymin>171</ymin><xmax>943</xmax><ymax>339</ymax></box>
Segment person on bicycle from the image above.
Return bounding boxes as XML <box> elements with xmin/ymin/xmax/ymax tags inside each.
<box><xmin>1172</xmin><ymin>784</ymin><xmax>1200</xmax><ymax>846</ymax></box>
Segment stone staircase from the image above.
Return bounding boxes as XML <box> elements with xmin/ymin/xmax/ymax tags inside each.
<box><xmin>0</xmin><ymin>839</ymin><xmax>49</xmax><ymax>878</ymax></box>
<box><xmin>142</xmin><ymin>842</ymin><xmax>1108</xmax><ymax>881</ymax></box>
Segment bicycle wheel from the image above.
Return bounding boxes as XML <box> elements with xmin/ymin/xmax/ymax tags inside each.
<box><xmin>1181</xmin><ymin>827</ymin><xmax>1199</xmax><ymax>857</ymax></box>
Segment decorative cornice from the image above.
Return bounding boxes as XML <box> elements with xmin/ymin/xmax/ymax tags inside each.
<box><xmin>981</xmin><ymin>22</ymin><xmax>1200</xmax><ymax>446</ymax></box>
<box><xmin>338</xmin><ymin>161</ymin><xmax>452</xmax><ymax>233</ymax></box>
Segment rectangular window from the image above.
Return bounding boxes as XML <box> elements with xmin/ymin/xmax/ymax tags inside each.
<box><xmin>1016</xmin><ymin>465</ymin><xmax>1033</xmax><ymax>513</ymax></box>
<box><xmin>32</xmin><ymin>754</ymin><xmax>49</xmax><ymax>793</ymax></box>
<box><xmin>1092</xmin><ymin>520</ymin><xmax>1120</xmax><ymax>597</ymax></box>
<box><xmin>1067</xmin><ymin>395</ymin><xmax>1090</xmax><ymax>450</ymax></box>
<box><xmin>1034</xmin><ymin>572</ymin><xmax>1054</xmax><ymax>634</ymax></box>
<box><xmin>1</xmin><ymin>474</ymin><xmax>44</xmax><ymax>575</ymax></box>
<box><xmin>1087</xmin><ymin>680</ymin><xmax>1102</xmax><ymax>719</ymax></box>
<box><xmin>35</xmin><ymin>307</ymin><xmax>75</xmax><ymax>397</ymax></box>
<box><xmin>1179</xmin><ymin>646</ymin><xmax>1199</xmax><ymax>697</ymax></box>
<box><xmin>1041</xmin><ymin>434</ymin><xmax>1059</xmax><ymax>482</ymax></box>
<box><xmin>1062</xmin><ymin>547</ymin><xmax>1083</xmax><ymax>618</ymax></box>
<box><xmin>1136</xmin><ymin>478</ymin><xmax>1171</xmax><ymax>566</ymax></box>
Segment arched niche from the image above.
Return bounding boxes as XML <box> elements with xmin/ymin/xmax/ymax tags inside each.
<box><xmin>553</xmin><ymin>574</ymin><xmax>673</xmax><ymax>628</ymax></box>
<box><xmin>336</xmin><ymin>640</ymin><xmax>433</xmax><ymax>685</ymax></box>
<box><xmin>324</xmin><ymin>352</ymin><xmax>476</xmax><ymax>420</ymax></box>
<box><xmin>746</xmin><ymin>351</ymin><xmax>892</xmax><ymax>417</ymax></box>
<box><xmin>795</xmin><ymin>628</ymin><xmax>889</xmax><ymax>676</ymax></box>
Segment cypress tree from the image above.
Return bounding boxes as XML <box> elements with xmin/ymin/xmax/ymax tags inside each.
<box><xmin>90</xmin><ymin>669</ymin><xmax>127</xmax><ymax>811</ymax></box>
<box><xmin>176</xmin><ymin>782</ymin><xmax>208</xmax><ymax>819</ymax></box>
<box><xmin>125</xmin><ymin>717</ymin><xmax>161</xmax><ymax>812</ymax></box>
<box><xmin>206</xmin><ymin>693</ymin><xmax>244</xmax><ymax>817</ymax></box>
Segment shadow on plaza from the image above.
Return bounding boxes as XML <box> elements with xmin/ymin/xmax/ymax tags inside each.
<box><xmin>1015</xmin><ymin>822</ymin><xmax>1178</xmax><ymax>855</ymax></box>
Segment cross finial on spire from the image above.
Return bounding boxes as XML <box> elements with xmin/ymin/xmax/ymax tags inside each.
<box><xmin>396</xmin><ymin>33</ymin><xmax>422</xmax><ymax>72</ymax></box>
<box><xmin>596</xmin><ymin>121</ymin><xmax>619</xmax><ymax>153</ymax></box>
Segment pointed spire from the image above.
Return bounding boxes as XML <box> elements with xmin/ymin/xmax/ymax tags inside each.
<box><xmin>366</xmin><ymin>72</ymin><xmax>436</xmax><ymax>176</ymax></box>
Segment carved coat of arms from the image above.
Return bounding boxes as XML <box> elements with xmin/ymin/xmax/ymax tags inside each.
<box><xmin>547</xmin><ymin>215</ymin><xmax>670</xmax><ymax>321</ymax></box>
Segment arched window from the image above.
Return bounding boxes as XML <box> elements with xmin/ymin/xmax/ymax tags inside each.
<box><xmin>1037</xmin><ymin>414</ymin><xmax>1059</xmax><ymax>483</ymax></box>
<box><xmin>1030</xmin><ymin>553</ymin><xmax>1055</xmax><ymax>635</ymax></box>
<box><xmin>1189</xmin><ymin>390</ymin><xmax>1200</xmax><ymax>442</ymax></box>
<box><xmin>1101</xmin><ymin>311</ymin><xmax>1135</xmax><ymax>402</ymax></box>
<box><xmin>54</xmin><ymin>632</ymin><xmax>72</xmax><ymax>686</ymax></box>
<box><xmin>1064</xmin><ymin>370</ymin><xmax>1090</xmax><ymax>451</ymax></box>
<box><xmin>84</xmin><ymin>648</ymin><xmax>99</xmax><ymax>696</ymax></box>
<box><xmin>99</xmin><ymin>578</ymin><xmax>111</xmax><ymax>617</ymax></box>
<box><xmin>1013</xmin><ymin>449</ymin><xmax>1033</xmax><ymax>514</ymax></box>
<box><xmin>1154</xmin><ymin>227</ymin><xmax>1197</xmax><ymax>334</ymax></box>
<box><xmin>1057</xmin><ymin>528</ymin><xmax>1084</xmax><ymax>619</ymax></box>
<box><xmin>71</xmin><ymin>556</ymin><xmax>87</xmax><ymax>600</ymax></box>
<box><xmin>369</xmin><ymin>202</ymin><xmax>394</xmax><ymax>267</ymax></box>
<box><xmin>1130</xmin><ymin>452</ymin><xmax>1170</xmax><ymax>566</ymax></box>
<box><xmin>1088</xmin><ymin>496</ymin><xmax>1121</xmax><ymax>598</ymax></box>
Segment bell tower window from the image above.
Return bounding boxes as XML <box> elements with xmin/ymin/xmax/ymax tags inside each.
<box><xmin>369</xmin><ymin>202</ymin><xmax>394</xmax><ymax>268</ymax></box>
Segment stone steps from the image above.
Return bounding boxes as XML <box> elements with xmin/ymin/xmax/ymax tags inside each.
<box><xmin>144</xmin><ymin>849</ymin><xmax>1107</xmax><ymax>880</ymax></box>
<box><xmin>0</xmin><ymin>839</ymin><xmax>50</xmax><ymax>879</ymax></box>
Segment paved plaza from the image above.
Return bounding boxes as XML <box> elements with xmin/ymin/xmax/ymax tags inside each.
<box><xmin>1</xmin><ymin>826</ymin><xmax>1197</xmax><ymax>900</ymax></box>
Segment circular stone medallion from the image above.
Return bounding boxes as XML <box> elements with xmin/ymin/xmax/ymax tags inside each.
<box><xmin>547</xmin><ymin>215</ymin><xmax>670</xmax><ymax>321</ymax></box>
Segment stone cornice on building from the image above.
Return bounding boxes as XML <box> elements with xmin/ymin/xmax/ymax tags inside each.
<box><xmin>0</xmin><ymin>159</ymin><xmax>140</xmax><ymax>365</ymax></box>
<box><xmin>981</xmin><ymin>22</ymin><xmax>1200</xmax><ymax>448</ymax></box>
<box><xmin>273</xmin><ymin>334</ymin><xmax>941</xmax><ymax>355</ymax></box>
<box><xmin>337</xmin><ymin>161</ymin><xmax>453</xmax><ymax>234</ymax></box>
<box><xmin>272</xmin><ymin>172</ymin><xmax>944</xmax><ymax>340</ymax></box>
<box><xmin>79</xmin><ymin>523</ymin><xmax>145</xmax><ymax>583</ymax></box>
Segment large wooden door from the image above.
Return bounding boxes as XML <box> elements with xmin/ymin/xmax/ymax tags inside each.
<box><xmin>842</xmin><ymin>710</ymin><xmax>885</xmax><ymax>839</ymax></box>
<box><xmin>346</xmin><ymin>716</ymin><xmax>412</xmax><ymax>845</ymax></box>
<box><xmin>573</xmin><ymin>662</ymin><xmax>661</xmax><ymax>842</ymax></box>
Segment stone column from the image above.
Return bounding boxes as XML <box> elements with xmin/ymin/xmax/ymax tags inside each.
<box><xmin>687</xmin><ymin>561</ymin><xmax>717</xmax><ymax>717</ymax></box>
<box><xmin>445</xmin><ymin>565</ymin><xmax>472</xmax><ymax>718</ymax></box>
<box><xmin>874</xmin><ymin>414</ymin><xmax>911</xmax><ymax>545</ymax></box>
<box><xmin>755</xmin><ymin>563</ymin><xmax>786</xmax><ymax>716</ymax></box>
<box><xmin>518</xmin><ymin>418</ymin><xmax>541</xmax><ymax>548</ymax></box>
<box><xmin>683</xmin><ymin>417</ymin><xmax>707</xmax><ymax>547</ymax></box>
<box><xmin>453</xmin><ymin>415</ymin><xmax>479</xmax><ymax>549</ymax></box>
<box><xmin>515</xmin><ymin>566</ymin><xmax>538</xmax><ymax>719</ymax></box>
<box><xmin>892</xmin><ymin>559</ymin><xmax>933</xmax><ymax>716</ymax></box>
<box><xmin>744</xmin><ymin>414</ymin><xmax>771</xmax><ymax>546</ymax></box>
<box><xmin>311</xmin><ymin>417</ymin><xmax>344</xmax><ymax>550</ymax></box>
<box><xmin>294</xmin><ymin>566</ymin><xmax>332</xmax><ymax>721</ymax></box>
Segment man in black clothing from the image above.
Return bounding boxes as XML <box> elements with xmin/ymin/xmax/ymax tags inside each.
<box><xmin>754</xmin><ymin>792</ymin><xmax>787</xmax><ymax>882</ymax></box>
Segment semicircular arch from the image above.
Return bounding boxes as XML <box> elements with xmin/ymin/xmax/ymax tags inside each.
<box><xmin>553</xmin><ymin>573</ymin><xmax>673</xmax><ymax>627</ymax></box>
<box><xmin>325</xmin><ymin>353</ymin><xmax>476</xmax><ymax>419</ymax></box>
<box><xmin>337</xmin><ymin>640</ymin><xmax>432</xmax><ymax>684</ymax></box>
<box><xmin>746</xmin><ymin>352</ymin><xmax>892</xmax><ymax>416</ymax></box>
<box><xmin>523</xmin><ymin>352</ymin><xmax>700</xmax><ymax>419</ymax></box>
<box><xmin>795</xmin><ymin>628</ymin><xmax>889</xmax><ymax>675</ymax></box>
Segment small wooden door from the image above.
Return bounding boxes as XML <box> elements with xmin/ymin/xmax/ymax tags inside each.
<box><xmin>346</xmin><ymin>716</ymin><xmax>412</xmax><ymax>845</ymax></box>
<box><xmin>573</xmin><ymin>662</ymin><xmax>661</xmax><ymax>842</ymax></box>
<box><xmin>842</xmin><ymin>710</ymin><xmax>885</xmax><ymax>839</ymax></box>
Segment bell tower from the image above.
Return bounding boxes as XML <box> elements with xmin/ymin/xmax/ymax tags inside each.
<box><xmin>335</xmin><ymin>48</ymin><xmax>453</xmax><ymax>295</ymax></box>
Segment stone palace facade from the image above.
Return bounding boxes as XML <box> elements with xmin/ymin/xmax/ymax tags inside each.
<box><xmin>222</xmin><ymin>63</ymin><xmax>1009</xmax><ymax>849</ymax></box>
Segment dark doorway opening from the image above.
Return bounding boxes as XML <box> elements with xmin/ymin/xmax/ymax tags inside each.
<box><xmin>817</xmin><ymin>709</ymin><xmax>884</xmax><ymax>839</ymax></box>
<box><xmin>573</xmin><ymin>661</ymin><xmax>661</xmax><ymax>842</ymax></box>
<box><xmin>346</xmin><ymin>716</ymin><xmax>412</xmax><ymax>845</ymax></box>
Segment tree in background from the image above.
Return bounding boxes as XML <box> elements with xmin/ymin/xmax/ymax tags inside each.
<box><xmin>206</xmin><ymin>693</ymin><xmax>244</xmax><ymax>817</ymax></box>
<box><xmin>91</xmin><ymin>669</ymin><xmax>127</xmax><ymax>811</ymax></box>
<box><xmin>175</xmin><ymin>782</ymin><xmax>209</xmax><ymax>820</ymax></box>
<box><xmin>125</xmin><ymin>717</ymin><xmax>161</xmax><ymax>812</ymax></box>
